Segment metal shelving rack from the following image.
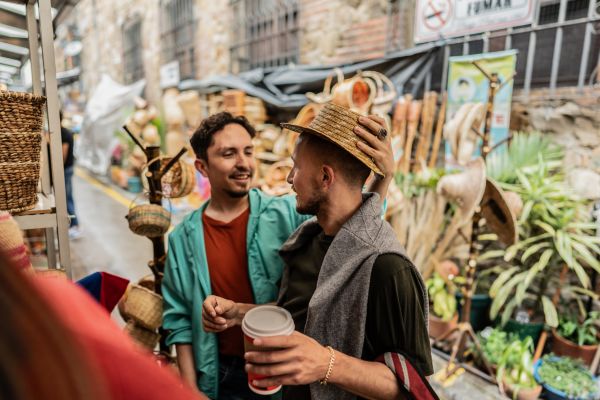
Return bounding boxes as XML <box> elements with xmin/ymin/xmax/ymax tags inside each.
<box><xmin>3</xmin><ymin>0</ymin><xmax>71</xmax><ymax>275</ymax></box>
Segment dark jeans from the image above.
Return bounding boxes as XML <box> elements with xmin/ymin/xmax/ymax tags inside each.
<box><xmin>218</xmin><ymin>355</ymin><xmax>267</xmax><ymax>400</ymax></box>
<box><xmin>64</xmin><ymin>166</ymin><xmax>78</xmax><ymax>227</ymax></box>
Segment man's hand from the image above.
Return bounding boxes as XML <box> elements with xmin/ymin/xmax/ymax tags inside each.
<box><xmin>201</xmin><ymin>295</ymin><xmax>240</xmax><ymax>333</ymax></box>
<box><xmin>354</xmin><ymin>115</ymin><xmax>394</xmax><ymax>179</ymax></box>
<box><xmin>244</xmin><ymin>331</ymin><xmax>331</xmax><ymax>387</ymax></box>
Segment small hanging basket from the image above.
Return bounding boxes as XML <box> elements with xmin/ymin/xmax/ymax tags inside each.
<box><xmin>126</xmin><ymin>194</ymin><xmax>171</xmax><ymax>238</ymax></box>
<box><xmin>141</xmin><ymin>157</ymin><xmax>196</xmax><ymax>199</ymax></box>
<box><xmin>124</xmin><ymin>321</ymin><xmax>160</xmax><ymax>350</ymax></box>
<box><xmin>119</xmin><ymin>284</ymin><xmax>163</xmax><ymax>330</ymax></box>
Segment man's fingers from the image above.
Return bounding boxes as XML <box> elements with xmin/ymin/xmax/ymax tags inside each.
<box><xmin>358</xmin><ymin>115</ymin><xmax>385</xmax><ymax>135</ymax></box>
<box><xmin>202</xmin><ymin>317</ymin><xmax>228</xmax><ymax>332</ymax></box>
<box><xmin>245</xmin><ymin>348</ymin><xmax>296</xmax><ymax>364</ymax></box>
<box><xmin>246</xmin><ymin>362</ymin><xmax>298</xmax><ymax>379</ymax></box>
<box><xmin>253</xmin><ymin>334</ymin><xmax>296</xmax><ymax>348</ymax></box>
<box><xmin>354</xmin><ymin>125</ymin><xmax>382</xmax><ymax>149</ymax></box>
<box><xmin>356</xmin><ymin>140</ymin><xmax>378</xmax><ymax>158</ymax></box>
<box><xmin>202</xmin><ymin>300</ymin><xmax>217</xmax><ymax>318</ymax></box>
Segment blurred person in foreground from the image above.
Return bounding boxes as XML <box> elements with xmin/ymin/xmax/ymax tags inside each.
<box><xmin>0</xmin><ymin>252</ymin><xmax>208</xmax><ymax>400</ymax></box>
<box><xmin>162</xmin><ymin>110</ymin><xmax>394</xmax><ymax>399</ymax></box>
<box><xmin>203</xmin><ymin>103</ymin><xmax>435</xmax><ymax>400</ymax></box>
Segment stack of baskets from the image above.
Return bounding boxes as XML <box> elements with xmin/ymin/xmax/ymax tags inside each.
<box><xmin>0</xmin><ymin>90</ymin><xmax>46</xmax><ymax>214</ymax></box>
<box><xmin>119</xmin><ymin>282</ymin><xmax>162</xmax><ymax>350</ymax></box>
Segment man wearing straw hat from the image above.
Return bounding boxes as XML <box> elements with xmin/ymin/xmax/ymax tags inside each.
<box><xmin>203</xmin><ymin>103</ymin><xmax>434</xmax><ymax>400</ymax></box>
<box><xmin>162</xmin><ymin>110</ymin><xmax>395</xmax><ymax>399</ymax></box>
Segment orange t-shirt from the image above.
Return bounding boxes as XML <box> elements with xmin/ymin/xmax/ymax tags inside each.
<box><xmin>202</xmin><ymin>208</ymin><xmax>255</xmax><ymax>357</ymax></box>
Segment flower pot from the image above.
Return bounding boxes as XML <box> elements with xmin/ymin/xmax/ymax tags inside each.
<box><xmin>551</xmin><ymin>329</ymin><xmax>598</xmax><ymax>367</ymax></box>
<box><xmin>504</xmin><ymin>319</ymin><xmax>545</xmax><ymax>344</ymax></box>
<box><xmin>503</xmin><ymin>380</ymin><xmax>542</xmax><ymax>400</ymax></box>
<box><xmin>429</xmin><ymin>313</ymin><xmax>458</xmax><ymax>340</ymax></box>
<box><xmin>456</xmin><ymin>293</ymin><xmax>492</xmax><ymax>332</ymax></box>
<box><xmin>533</xmin><ymin>357</ymin><xmax>599</xmax><ymax>400</ymax></box>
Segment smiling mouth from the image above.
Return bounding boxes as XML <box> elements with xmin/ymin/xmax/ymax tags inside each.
<box><xmin>231</xmin><ymin>173</ymin><xmax>251</xmax><ymax>181</ymax></box>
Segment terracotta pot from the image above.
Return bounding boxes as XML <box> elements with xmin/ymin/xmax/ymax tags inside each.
<box><xmin>429</xmin><ymin>312</ymin><xmax>458</xmax><ymax>340</ymax></box>
<box><xmin>551</xmin><ymin>328</ymin><xmax>598</xmax><ymax>366</ymax></box>
<box><xmin>503</xmin><ymin>380</ymin><xmax>542</xmax><ymax>400</ymax></box>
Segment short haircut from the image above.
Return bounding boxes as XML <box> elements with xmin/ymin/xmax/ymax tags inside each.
<box><xmin>301</xmin><ymin>133</ymin><xmax>371</xmax><ymax>188</ymax></box>
<box><xmin>190</xmin><ymin>112</ymin><xmax>256</xmax><ymax>160</ymax></box>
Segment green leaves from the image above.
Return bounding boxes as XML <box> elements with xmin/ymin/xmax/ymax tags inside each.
<box><xmin>541</xmin><ymin>296</ymin><xmax>558</xmax><ymax>328</ymax></box>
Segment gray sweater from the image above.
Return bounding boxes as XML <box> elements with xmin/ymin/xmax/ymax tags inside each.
<box><xmin>278</xmin><ymin>193</ymin><xmax>429</xmax><ymax>400</ymax></box>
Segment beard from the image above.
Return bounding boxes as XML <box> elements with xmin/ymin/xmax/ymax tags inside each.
<box><xmin>296</xmin><ymin>190</ymin><xmax>325</xmax><ymax>215</ymax></box>
<box><xmin>224</xmin><ymin>188</ymin><xmax>250</xmax><ymax>198</ymax></box>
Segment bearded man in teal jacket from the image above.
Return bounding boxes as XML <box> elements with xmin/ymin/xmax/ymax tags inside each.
<box><xmin>162</xmin><ymin>111</ymin><xmax>393</xmax><ymax>399</ymax></box>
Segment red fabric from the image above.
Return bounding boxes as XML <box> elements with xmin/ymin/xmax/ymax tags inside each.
<box><xmin>100</xmin><ymin>272</ymin><xmax>130</xmax><ymax>312</ymax></box>
<box><xmin>34</xmin><ymin>275</ymin><xmax>207</xmax><ymax>400</ymax></box>
<box><xmin>376</xmin><ymin>352</ymin><xmax>439</xmax><ymax>400</ymax></box>
<box><xmin>202</xmin><ymin>208</ymin><xmax>254</xmax><ymax>357</ymax></box>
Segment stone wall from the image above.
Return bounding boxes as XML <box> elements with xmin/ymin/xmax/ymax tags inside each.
<box><xmin>299</xmin><ymin>0</ymin><xmax>410</xmax><ymax>65</ymax></box>
<box><xmin>61</xmin><ymin>0</ymin><xmax>414</xmax><ymax>104</ymax></box>
<box><xmin>512</xmin><ymin>87</ymin><xmax>600</xmax><ymax>200</ymax></box>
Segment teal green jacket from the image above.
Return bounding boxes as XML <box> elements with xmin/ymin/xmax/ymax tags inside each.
<box><xmin>162</xmin><ymin>188</ymin><xmax>309</xmax><ymax>399</ymax></box>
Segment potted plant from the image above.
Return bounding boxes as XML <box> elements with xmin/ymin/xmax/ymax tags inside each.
<box><xmin>496</xmin><ymin>336</ymin><xmax>542</xmax><ymax>400</ymax></box>
<box><xmin>481</xmin><ymin>133</ymin><xmax>600</xmax><ymax>333</ymax></box>
<box><xmin>426</xmin><ymin>271</ymin><xmax>458</xmax><ymax>339</ymax></box>
<box><xmin>534</xmin><ymin>354</ymin><xmax>599</xmax><ymax>400</ymax></box>
<box><xmin>475</xmin><ymin>326</ymin><xmax>511</xmax><ymax>373</ymax></box>
<box><xmin>552</xmin><ymin>311</ymin><xmax>599</xmax><ymax>366</ymax></box>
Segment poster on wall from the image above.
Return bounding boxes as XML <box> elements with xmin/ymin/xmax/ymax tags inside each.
<box><xmin>414</xmin><ymin>0</ymin><xmax>535</xmax><ymax>43</ymax></box>
<box><xmin>445</xmin><ymin>50</ymin><xmax>517</xmax><ymax>167</ymax></box>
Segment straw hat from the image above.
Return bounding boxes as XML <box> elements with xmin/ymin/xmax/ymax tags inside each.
<box><xmin>436</xmin><ymin>157</ymin><xmax>486</xmax><ymax>223</ymax></box>
<box><xmin>456</xmin><ymin>103</ymin><xmax>485</xmax><ymax>165</ymax></box>
<box><xmin>444</xmin><ymin>103</ymin><xmax>475</xmax><ymax>161</ymax></box>
<box><xmin>481</xmin><ymin>179</ymin><xmax>519</xmax><ymax>246</ymax></box>
<box><xmin>281</xmin><ymin>102</ymin><xmax>384</xmax><ymax>176</ymax></box>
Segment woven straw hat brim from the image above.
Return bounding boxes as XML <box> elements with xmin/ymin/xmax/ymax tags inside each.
<box><xmin>482</xmin><ymin>178</ymin><xmax>518</xmax><ymax>246</ymax></box>
<box><xmin>281</xmin><ymin>104</ymin><xmax>383</xmax><ymax>176</ymax></box>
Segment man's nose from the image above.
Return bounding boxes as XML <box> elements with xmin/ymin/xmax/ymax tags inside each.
<box><xmin>236</xmin><ymin>153</ymin><xmax>250</xmax><ymax>169</ymax></box>
<box><xmin>286</xmin><ymin>167</ymin><xmax>295</xmax><ymax>184</ymax></box>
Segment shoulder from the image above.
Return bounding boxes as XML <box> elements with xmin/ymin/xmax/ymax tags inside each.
<box><xmin>370</xmin><ymin>254</ymin><xmax>422</xmax><ymax>293</ymax></box>
<box><xmin>169</xmin><ymin>208</ymin><xmax>202</xmax><ymax>239</ymax></box>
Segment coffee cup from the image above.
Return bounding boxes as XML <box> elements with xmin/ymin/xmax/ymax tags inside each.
<box><xmin>242</xmin><ymin>305</ymin><xmax>295</xmax><ymax>395</ymax></box>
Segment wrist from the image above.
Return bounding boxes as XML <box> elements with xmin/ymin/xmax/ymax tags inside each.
<box><xmin>319</xmin><ymin>346</ymin><xmax>336</xmax><ymax>386</ymax></box>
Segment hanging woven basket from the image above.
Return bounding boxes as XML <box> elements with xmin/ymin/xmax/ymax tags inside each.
<box><xmin>119</xmin><ymin>284</ymin><xmax>163</xmax><ymax>330</ymax></box>
<box><xmin>124</xmin><ymin>321</ymin><xmax>160</xmax><ymax>350</ymax></box>
<box><xmin>141</xmin><ymin>157</ymin><xmax>196</xmax><ymax>199</ymax></box>
<box><xmin>126</xmin><ymin>195</ymin><xmax>171</xmax><ymax>238</ymax></box>
<box><xmin>0</xmin><ymin>90</ymin><xmax>46</xmax><ymax>214</ymax></box>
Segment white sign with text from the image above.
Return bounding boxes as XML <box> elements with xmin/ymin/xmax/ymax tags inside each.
<box><xmin>414</xmin><ymin>0</ymin><xmax>535</xmax><ymax>43</ymax></box>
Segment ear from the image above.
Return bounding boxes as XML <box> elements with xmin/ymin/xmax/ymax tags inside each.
<box><xmin>321</xmin><ymin>164</ymin><xmax>335</xmax><ymax>190</ymax></box>
<box><xmin>194</xmin><ymin>158</ymin><xmax>209</xmax><ymax>178</ymax></box>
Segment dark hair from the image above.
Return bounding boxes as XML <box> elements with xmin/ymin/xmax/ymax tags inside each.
<box><xmin>302</xmin><ymin>134</ymin><xmax>371</xmax><ymax>188</ymax></box>
<box><xmin>190</xmin><ymin>112</ymin><xmax>256</xmax><ymax>160</ymax></box>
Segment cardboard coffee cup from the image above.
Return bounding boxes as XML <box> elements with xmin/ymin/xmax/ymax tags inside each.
<box><xmin>242</xmin><ymin>305</ymin><xmax>295</xmax><ymax>395</ymax></box>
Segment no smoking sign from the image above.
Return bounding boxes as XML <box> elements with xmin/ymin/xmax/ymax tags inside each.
<box><xmin>423</xmin><ymin>0</ymin><xmax>452</xmax><ymax>31</ymax></box>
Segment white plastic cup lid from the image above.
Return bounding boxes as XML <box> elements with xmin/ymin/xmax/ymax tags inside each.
<box><xmin>242</xmin><ymin>305</ymin><xmax>295</xmax><ymax>339</ymax></box>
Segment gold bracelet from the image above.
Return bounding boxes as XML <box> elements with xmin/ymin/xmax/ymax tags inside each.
<box><xmin>319</xmin><ymin>345</ymin><xmax>336</xmax><ymax>385</ymax></box>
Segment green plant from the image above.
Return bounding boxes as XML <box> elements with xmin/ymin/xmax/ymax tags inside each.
<box><xmin>538</xmin><ymin>355</ymin><xmax>598</xmax><ymax>398</ymax></box>
<box><xmin>496</xmin><ymin>336</ymin><xmax>538</xmax><ymax>398</ymax></box>
<box><xmin>557</xmin><ymin>311</ymin><xmax>600</xmax><ymax>346</ymax></box>
<box><xmin>426</xmin><ymin>272</ymin><xmax>457</xmax><ymax>321</ymax></box>
<box><xmin>478</xmin><ymin>327</ymin><xmax>512</xmax><ymax>366</ymax></box>
<box><xmin>486</xmin><ymin>131</ymin><xmax>563</xmax><ymax>184</ymax></box>
<box><xmin>484</xmin><ymin>147</ymin><xmax>600</xmax><ymax>327</ymax></box>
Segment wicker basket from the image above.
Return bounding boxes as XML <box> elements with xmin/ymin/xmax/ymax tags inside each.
<box><xmin>124</xmin><ymin>321</ymin><xmax>160</xmax><ymax>350</ymax></box>
<box><xmin>119</xmin><ymin>284</ymin><xmax>163</xmax><ymax>330</ymax></box>
<box><xmin>142</xmin><ymin>157</ymin><xmax>196</xmax><ymax>199</ymax></box>
<box><xmin>126</xmin><ymin>203</ymin><xmax>171</xmax><ymax>238</ymax></box>
<box><xmin>0</xmin><ymin>91</ymin><xmax>45</xmax><ymax>214</ymax></box>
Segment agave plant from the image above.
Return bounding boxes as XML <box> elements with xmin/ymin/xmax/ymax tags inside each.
<box><xmin>483</xmin><ymin>134</ymin><xmax>600</xmax><ymax>327</ymax></box>
<box><xmin>486</xmin><ymin>131</ymin><xmax>563</xmax><ymax>184</ymax></box>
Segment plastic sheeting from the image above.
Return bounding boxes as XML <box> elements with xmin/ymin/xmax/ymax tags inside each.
<box><xmin>179</xmin><ymin>43</ymin><xmax>441</xmax><ymax>110</ymax></box>
<box><xmin>76</xmin><ymin>74</ymin><xmax>145</xmax><ymax>175</ymax></box>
